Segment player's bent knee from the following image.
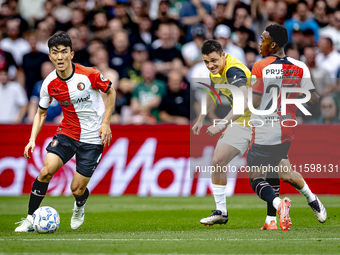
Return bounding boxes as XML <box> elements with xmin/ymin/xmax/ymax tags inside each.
<box><xmin>72</xmin><ymin>187</ymin><xmax>86</xmax><ymax>198</ymax></box>
<box><xmin>281</xmin><ymin>177</ymin><xmax>294</xmax><ymax>184</ymax></box>
<box><xmin>38</xmin><ymin>167</ymin><xmax>55</xmax><ymax>182</ymax></box>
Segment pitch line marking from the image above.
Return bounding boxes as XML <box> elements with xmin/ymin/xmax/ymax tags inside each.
<box><xmin>0</xmin><ymin>238</ymin><xmax>339</xmax><ymax>242</ymax></box>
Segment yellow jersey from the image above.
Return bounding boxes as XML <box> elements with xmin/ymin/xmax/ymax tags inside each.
<box><xmin>210</xmin><ymin>54</ymin><xmax>251</xmax><ymax>128</ymax></box>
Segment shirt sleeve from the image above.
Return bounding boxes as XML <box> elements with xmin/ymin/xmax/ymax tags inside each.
<box><xmin>301</xmin><ymin>64</ymin><xmax>316</xmax><ymax>92</ymax></box>
<box><xmin>250</xmin><ymin>62</ymin><xmax>264</xmax><ymax>95</ymax></box>
<box><xmin>226</xmin><ymin>67</ymin><xmax>247</xmax><ymax>87</ymax></box>
<box><xmin>91</xmin><ymin>71</ymin><xmax>112</xmax><ymax>93</ymax></box>
<box><xmin>38</xmin><ymin>80</ymin><xmax>52</xmax><ymax>110</ymax></box>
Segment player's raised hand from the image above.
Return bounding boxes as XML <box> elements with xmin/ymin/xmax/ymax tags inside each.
<box><xmin>192</xmin><ymin>120</ymin><xmax>203</xmax><ymax>135</ymax></box>
<box><xmin>24</xmin><ymin>140</ymin><xmax>36</xmax><ymax>160</ymax></box>
<box><xmin>99</xmin><ymin>123</ymin><xmax>112</xmax><ymax>146</ymax></box>
<box><xmin>206</xmin><ymin>125</ymin><xmax>221</xmax><ymax>138</ymax></box>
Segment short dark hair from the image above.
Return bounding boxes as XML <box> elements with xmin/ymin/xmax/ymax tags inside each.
<box><xmin>265</xmin><ymin>24</ymin><xmax>288</xmax><ymax>48</ymax></box>
<box><xmin>201</xmin><ymin>39</ymin><xmax>223</xmax><ymax>56</ymax></box>
<box><xmin>48</xmin><ymin>31</ymin><xmax>72</xmax><ymax>52</ymax></box>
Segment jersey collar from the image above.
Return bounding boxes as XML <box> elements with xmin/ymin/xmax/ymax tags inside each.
<box><xmin>56</xmin><ymin>63</ymin><xmax>75</xmax><ymax>81</ymax></box>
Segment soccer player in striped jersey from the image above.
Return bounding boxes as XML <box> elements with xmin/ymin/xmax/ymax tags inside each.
<box><xmin>15</xmin><ymin>32</ymin><xmax>116</xmax><ymax>232</ymax></box>
<box><xmin>247</xmin><ymin>24</ymin><xmax>327</xmax><ymax>231</ymax></box>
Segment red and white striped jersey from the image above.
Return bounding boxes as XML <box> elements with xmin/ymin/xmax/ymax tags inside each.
<box><xmin>250</xmin><ymin>56</ymin><xmax>315</xmax><ymax>145</ymax></box>
<box><xmin>39</xmin><ymin>63</ymin><xmax>111</xmax><ymax>145</ymax></box>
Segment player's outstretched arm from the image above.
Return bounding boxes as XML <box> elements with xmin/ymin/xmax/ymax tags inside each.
<box><xmin>99</xmin><ymin>86</ymin><xmax>116</xmax><ymax>146</ymax></box>
<box><xmin>24</xmin><ymin>107</ymin><xmax>48</xmax><ymax>159</ymax></box>
<box><xmin>192</xmin><ymin>89</ymin><xmax>220</xmax><ymax>135</ymax></box>
<box><xmin>206</xmin><ymin>85</ymin><xmax>248</xmax><ymax>137</ymax></box>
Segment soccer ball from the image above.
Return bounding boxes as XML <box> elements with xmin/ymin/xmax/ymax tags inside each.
<box><xmin>33</xmin><ymin>206</ymin><xmax>60</xmax><ymax>234</ymax></box>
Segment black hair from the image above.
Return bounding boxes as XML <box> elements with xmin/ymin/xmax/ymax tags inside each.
<box><xmin>265</xmin><ymin>24</ymin><xmax>288</xmax><ymax>48</ymax></box>
<box><xmin>48</xmin><ymin>31</ymin><xmax>72</xmax><ymax>52</ymax></box>
<box><xmin>297</xmin><ymin>0</ymin><xmax>308</xmax><ymax>6</ymax></box>
<box><xmin>201</xmin><ymin>39</ymin><xmax>223</xmax><ymax>56</ymax></box>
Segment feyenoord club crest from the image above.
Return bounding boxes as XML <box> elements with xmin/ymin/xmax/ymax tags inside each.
<box><xmin>77</xmin><ymin>82</ymin><xmax>85</xmax><ymax>91</ymax></box>
<box><xmin>51</xmin><ymin>139</ymin><xmax>58</xmax><ymax>147</ymax></box>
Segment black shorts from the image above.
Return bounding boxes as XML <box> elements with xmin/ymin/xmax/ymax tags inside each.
<box><xmin>247</xmin><ymin>142</ymin><xmax>291</xmax><ymax>168</ymax></box>
<box><xmin>46</xmin><ymin>134</ymin><xmax>104</xmax><ymax>178</ymax></box>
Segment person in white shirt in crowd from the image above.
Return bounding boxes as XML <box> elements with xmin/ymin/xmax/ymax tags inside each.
<box><xmin>214</xmin><ymin>24</ymin><xmax>246</xmax><ymax>65</ymax></box>
<box><xmin>0</xmin><ymin>68</ymin><xmax>27</xmax><ymax>123</ymax></box>
<box><xmin>315</xmin><ymin>37</ymin><xmax>340</xmax><ymax>85</ymax></box>
<box><xmin>0</xmin><ymin>18</ymin><xmax>30</xmax><ymax>66</ymax></box>
<box><xmin>181</xmin><ymin>23</ymin><xmax>206</xmax><ymax>68</ymax></box>
<box><xmin>320</xmin><ymin>9</ymin><xmax>340</xmax><ymax>51</ymax></box>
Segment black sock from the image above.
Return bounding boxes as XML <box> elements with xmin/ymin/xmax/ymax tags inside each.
<box><xmin>252</xmin><ymin>178</ymin><xmax>277</xmax><ymax>203</ymax></box>
<box><xmin>28</xmin><ymin>178</ymin><xmax>49</xmax><ymax>215</ymax></box>
<box><xmin>76</xmin><ymin>188</ymin><xmax>89</xmax><ymax>207</ymax></box>
<box><xmin>266</xmin><ymin>172</ymin><xmax>280</xmax><ymax>216</ymax></box>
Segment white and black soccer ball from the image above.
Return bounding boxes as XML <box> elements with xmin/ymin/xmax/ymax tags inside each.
<box><xmin>33</xmin><ymin>206</ymin><xmax>60</xmax><ymax>234</ymax></box>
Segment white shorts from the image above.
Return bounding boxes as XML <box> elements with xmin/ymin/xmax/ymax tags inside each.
<box><xmin>217</xmin><ymin>123</ymin><xmax>251</xmax><ymax>156</ymax></box>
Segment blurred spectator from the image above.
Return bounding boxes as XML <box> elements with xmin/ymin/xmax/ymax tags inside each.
<box><xmin>91</xmin><ymin>11</ymin><xmax>111</xmax><ymax>40</ymax></box>
<box><xmin>34</xmin><ymin>0</ymin><xmax>54</xmax><ymax>22</ymax></box>
<box><xmin>108</xmin><ymin>30</ymin><xmax>133</xmax><ymax>78</ymax></box>
<box><xmin>135</xmin><ymin>14</ymin><xmax>152</xmax><ymax>46</ymax></box>
<box><xmin>91</xmin><ymin>47</ymin><xmax>119</xmax><ymax>89</ymax></box>
<box><xmin>121</xmin><ymin>43</ymin><xmax>149</xmax><ymax>92</ymax></box>
<box><xmin>314</xmin><ymin>96</ymin><xmax>340</xmax><ymax>123</ymax></box>
<box><xmin>130</xmin><ymin>0</ymin><xmax>146</xmax><ymax>24</ymax></box>
<box><xmin>22</xmin><ymin>32</ymin><xmax>49</xmax><ymax>98</ymax></box>
<box><xmin>128</xmin><ymin>61</ymin><xmax>166</xmax><ymax>123</ymax></box>
<box><xmin>316</xmin><ymin>37</ymin><xmax>340</xmax><ymax>82</ymax></box>
<box><xmin>244</xmin><ymin>47</ymin><xmax>259</xmax><ymax>71</ymax></box>
<box><xmin>313</xmin><ymin>0</ymin><xmax>329</xmax><ymax>28</ymax></box>
<box><xmin>234</xmin><ymin>26</ymin><xmax>257</xmax><ymax>55</ymax></box>
<box><xmin>52</xmin><ymin>0</ymin><xmax>72</xmax><ymax>25</ymax></box>
<box><xmin>87</xmin><ymin>37</ymin><xmax>106</xmax><ymax>56</ymax></box>
<box><xmin>159</xmin><ymin>71</ymin><xmax>190</xmax><ymax>124</ymax></box>
<box><xmin>304</xmin><ymin>46</ymin><xmax>334</xmax><ymax>97</ymax></box>
<box><xmin>0</xmin><ymin>34</ymin><xmax>17</xmax><ymax>80</ymax></box>
<box><xmin>1</xmin><ymin>18</ymin><xmax>30</xmax><ymax>66</ymax></box>
<box><xmin>150</xmin><ymin>22</ymin><xmax>185</xmax><ymax>76</ymax></box>
<box><xmin>181</xmin><ymin>23</ymin><xmax>205</xmax><ymax>68</ymax></box>
<box><xmin>115</xmin><ymin>2</ymin><xmax>139</xmax><ymax>36</ymax></box>
<box><xmin>180</xmin><ymin>0</ymin><xmax>211</xmax><ymax>42</ymax></box>
<box><xmin>0</xmin><ymin>68</ymin><xmax>27</xmax><ymax>123</ymax></box>
<box><xmin>214</xmin><ymin>24</ymin><xmax>246</xmax><ymax>65</ymax></box>
<box><xmin>26</xmin><ymin>61</ymin><xmax>62</xmax><ymax>124</ymax></box>
<box><xmin>320</xmin><ymin>9</ymin><xmax>340</xmax><ymax>50</ymax></box>
<box><xmin>284</xmin><ymin>0</ymin><xmax>319</xmax><ymax>43</ymax></box>
<box><xmin>7</xmin><ymin>0</ymin><xmax>29</xmax><ymax>34</ymax></box>
<box><xmin>286</xmin><ymin>45</ymin><xmax>301</xmax><ymax>60</ymax></box>
<box><xmin>150</xmin><ymin>0</ymin><xmax>178</xmax><ymax>40</ymax></box>
<box><xmin>276</xmin><ymin>0</ymin><xmax>288</xmax><ymax>25</ymax></box>
<box><xmin>203</xmin><ymin>14</ymin><xmax>215</xmax><ymax>39</ymax></box>
<box><xmin>251</xmin><ymin>0</ymin><xmax>276</xmax><ymax>40</ymax></box>
<box><xmin>215</xmin><ymin>3</ymin><xmax>229</xmax><ymax>26</ymax></box>
<box><xmin>225</xmin><ymin>5</ymin><xmax>253</xmax><ymax>32</ymax></box>
<box><xmin>303</xmin><ymin>28</ymin><xmax>316</xmax><ymax>47</ymax></box>
<box><xmin>67</xmin><ymin>27</ymin><xmax>90</xmax><ymax>66</ymax></box>
<box><xmin>117</xmin><ymin>43</ymin><xmax>149</xmax><ymax>119</ymax></box>
<box><xmin>36</xmin><ymin>21</ymin><xmax>53</xmax><ymax>54</ymax></box>
<box><xmin>108</xmin><ymin>18</ymin><xmax>124</xmax><ymax>39</ymax></box>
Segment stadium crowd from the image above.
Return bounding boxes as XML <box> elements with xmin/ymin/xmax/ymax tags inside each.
<box><xmin>0</xmin><ymin>0</ymin><xmax>340</xmax><ymax>125</ymax></box>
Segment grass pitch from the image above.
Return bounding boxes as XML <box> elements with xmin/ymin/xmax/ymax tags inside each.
<box><xmin>0</xmin><ymin>195</ymin><xmax>339</xmax><ymax>254</ymax></box>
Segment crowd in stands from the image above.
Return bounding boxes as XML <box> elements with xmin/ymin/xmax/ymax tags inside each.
<box><xmin>0</xmin><ymin>0</ymin><xmax>340</xmax><ymax>125</ymax></box>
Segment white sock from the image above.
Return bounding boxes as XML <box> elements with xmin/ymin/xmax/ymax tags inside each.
<box><xmin>27</xmin><ymin>214</ymin><xmax>33</xmax><ymax>224</ymax></box>
<box><xmin>265</xmin><ymin>215</ymin><xmax>276</xmax><ymax>224</ymax></box>
<box><xmin>272</xmin><ymin>197</ymin><xmax>281</xmax><ymax>210</ymax></box>
<box><xmin>212</xmin><ymin>184</ymin><xmax>227</xmax><ymax>215</ymax></box>
<box><xmin>298</xmin><ymin>181</ymin><xmax>316</xmax><ymax>203</ymax></box>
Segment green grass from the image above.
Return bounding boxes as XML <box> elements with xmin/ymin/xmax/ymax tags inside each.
<box><xmin>0</xmin><ymin>195</ymin><xmax>339</xmax><ymax>254</ymax></box>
